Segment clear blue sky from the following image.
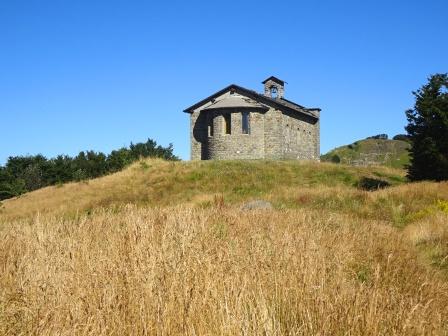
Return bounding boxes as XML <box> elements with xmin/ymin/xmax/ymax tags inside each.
<box><xmin>1</xmin><ymin>0</ymin><xmax>447</xmax><ymax>163</ymax></box>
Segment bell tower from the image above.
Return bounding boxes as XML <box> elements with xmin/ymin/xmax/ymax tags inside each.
<box><xmin>262</xmin><ymin>76</ymin><xmax>285</xmax><ymax>99</ymax></box>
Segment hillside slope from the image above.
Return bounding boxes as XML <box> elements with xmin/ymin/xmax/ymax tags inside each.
<box><xmin>1</xmin><ymin>157</ymin><xmax>447</xmax><ymax>232</ymax></box>
<box><xmin>0</xmin><ymin>159</ymin><xmax>406</xmax><ymax>220</ymax></box>
<box><xmin>321</xmin><ymin>138</ymin><xmax>410</xmax><ymax>168</ymax></box>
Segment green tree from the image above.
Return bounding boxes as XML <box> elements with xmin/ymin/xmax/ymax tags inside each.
<box><xmin>107</xmin><ymin>148</ymin><xmax>133</xmax><ymax>172</ymax></box>
<box><xmin>405</xmin><ymin>74</ymin><xmax>448</xmax><ymax>181</ymax></box>
<box><xmin>5</xmin><ymin>155</ymin><xmax>49</xmax><ymax>191</ymax></box>
<box><xmin>47</xmin><ymin>155</ymin><xmax>75</xmax><ymax>184</ymax></box>
<box><xmin>0</xmin><ymin>167</ymin><xmax>26</xmax><ymax>200</ymax></box>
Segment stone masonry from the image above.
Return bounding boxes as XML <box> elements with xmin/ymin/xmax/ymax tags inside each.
<box><xmin>184</xmin><ymin>76</ymin><xmax>321</xmax><ymax>160</ymax></box>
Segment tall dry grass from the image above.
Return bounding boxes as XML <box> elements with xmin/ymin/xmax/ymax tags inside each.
<box><xmin>1</xmin><ymin>206</ymin><xmax>447</xmax><ymax>335</ymax></box>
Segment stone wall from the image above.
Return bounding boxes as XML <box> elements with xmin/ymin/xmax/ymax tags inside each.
<box><xmin>207</xmin><ymin>110</ymin><xmax>265</xmax><ymax>160</ymax></box>
<box><xmin>281</xmin><ymin>111</ymin><xmax>319</xmax><ymax>160</ymax></box>
<box><xmin>264</xmin><ymin>108</ymin><xmax>284</xmax><ymax>159</ymax></box>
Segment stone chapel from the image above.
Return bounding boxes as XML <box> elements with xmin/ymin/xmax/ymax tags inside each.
<box><xmin>184</xmin><ymin>76</ymin><xmax>321</xmax><ymax>160</ymax></box>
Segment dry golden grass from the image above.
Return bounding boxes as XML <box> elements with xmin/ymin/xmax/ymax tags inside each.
<box><xmin>1</xmin><ymin>206</ymin><xmax>447</xmax><ymax>335</ymax></box>
<box><xmin>1</xmin><ymin>159</ymin><xmax>447</xmax><ymax>335</ymax></box>
<box><xmin>406</xmin><ymin>213</ymin><xmax>448</xmax><ymax>272</ymax></box>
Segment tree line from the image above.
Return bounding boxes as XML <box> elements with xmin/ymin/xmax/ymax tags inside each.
<box><xmin>365</xmin><ymin>134</ymin><xmax>410</xmax><ymax>142</ymax></box>
<box><xmin>0</xmin><ymin>139</ymin><xmax>178</xmax><ymax>201</ymax></box>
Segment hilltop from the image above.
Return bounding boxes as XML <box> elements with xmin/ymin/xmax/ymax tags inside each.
<box><xmin>0</xmin><ymin>159</ymin><xmax>406</xmax><ymax>220</ymax></box>
<box><xmin>1</xmin><ymin>159</ymin><xmax>447</xmax><ymax>335</ymax></box>
<box><xmin>1</xmin><ymin>158</ymin><xmax>446</xmax><ymax>230</ymax></box>
<box><xmin>321</xmin><ymin>138</ymin><xmax>410</xmax><ymax>168</ymax></box>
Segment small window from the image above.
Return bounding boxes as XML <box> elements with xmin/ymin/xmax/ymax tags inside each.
<box><xmin>270</xmin><ymin>86</ymin><xmax>278</xmax><ymax>99</ymax></box>
<box><xmin>208</xmin><ymin>119</ymin><xmax>214</xmax><ymax>137</ymax></box>
<box><xmin>242</xmin><ymin>112</ymin><xmax>250</xmax><ymax>134</ymax></box>
<box><xmin>224</xmin><ymin>113</ymin><xmax>231</xmax><ymax>134</ymax></box>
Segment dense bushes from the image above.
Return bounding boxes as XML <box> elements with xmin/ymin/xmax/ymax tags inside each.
<box><xmin>367</xmin><ymin>134</ymin><xmax>388</xmax><ymax>140</ymax></box>
<box><xmin>330</xmin><ymin>154</ymin><xmax>341</xmax><ymax>163</ymax></box>
<box><xmin>0</xmin><ymin>139</ymin><xmax>178</xmax><ymax>200</ymax></box>
<box><xmin>392</xmin><ymin>134</ymin><xmax>410</xmax><ymax>142</ymax></box>
<box><xmin>357</xmin><ymin>177</ymin><xmax>390</xmax><ymax>191</ymax></box>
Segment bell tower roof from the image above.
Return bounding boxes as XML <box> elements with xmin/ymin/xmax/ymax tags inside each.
<box><xmin>262</xmin><ymin>76</ymin><xmax>285</xmax><ymax>86</ymax></box>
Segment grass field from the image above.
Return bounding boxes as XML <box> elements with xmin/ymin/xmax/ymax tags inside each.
<box><xmin>1</xmin><ymin>159</ymin><xmax>447</xmax><ymax>335</ymax></box>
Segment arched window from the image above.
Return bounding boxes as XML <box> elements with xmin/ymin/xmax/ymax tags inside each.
<box><xmin>270</xmin><ymin>86</ymin><xmax>278</xmax><ymax>99</ymax></box>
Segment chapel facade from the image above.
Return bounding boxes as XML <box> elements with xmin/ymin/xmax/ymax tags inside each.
<box><xmin>184</xmin><ymin>76</ymin><xmax>321</xmax><ymax>160</ymax></box>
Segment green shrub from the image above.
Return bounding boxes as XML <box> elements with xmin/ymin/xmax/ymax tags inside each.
<box><xmin>357</xmin><ymin>177</ymin><xmax>391</xmax><ymax>191</ymax></box>
<box><xmin>331</xmin><ymin>154</ymin><xmax>341</xmax><ymax>163</ymax></box>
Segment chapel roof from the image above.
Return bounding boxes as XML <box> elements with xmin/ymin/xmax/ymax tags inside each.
<box><xmin>183</xmin><ymin>84</ymin><xmax>320</xmax><ymax>120</ymax></box>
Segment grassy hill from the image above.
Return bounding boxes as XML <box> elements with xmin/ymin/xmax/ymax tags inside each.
<box><xmin>0</xmin><ymin>159</ymin><xmax>407</xmax><ymax>220</ymax></box>
<box><xmin>321</xmin><ymin>138</ymin><xmax>410</xmax><ymax>168</ymax></box>
<box><xmin>1</xmin><ymin>159</ymin><xmax>447</xmax><ymax>335</ymax></box>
